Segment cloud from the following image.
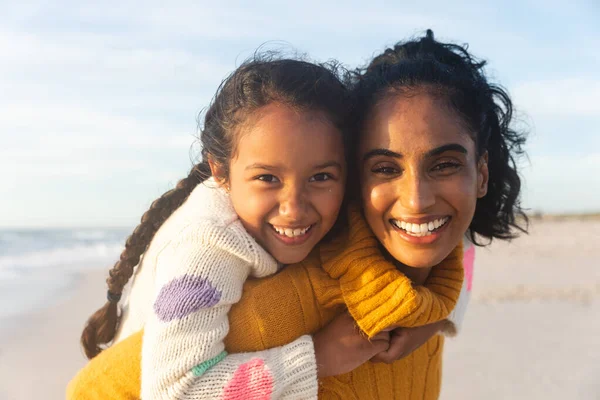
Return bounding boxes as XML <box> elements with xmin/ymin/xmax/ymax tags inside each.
<box><xmin>512</xmin><ymin>78</ymin><xmax>600</xmax><ymax>117</ymax></box>
<box><xmin>2</xmin><ymin>0</ymin><xmax>599</xmax><ymax>226</ymax></box>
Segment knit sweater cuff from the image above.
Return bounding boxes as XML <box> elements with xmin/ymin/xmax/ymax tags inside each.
<box><xmin>442</xmin><ymin>274</ymin><xmax>471</xmax><ymax>337</ymax></box>
<box><xmin>276</xmin><ymin>335</ymin><xmax>319</xmax><ymax>399</ymax></box>
<box><xmin>338</xmin><ymin>245</ymin><xmax>464</xmax><ymax>337</ymax></box>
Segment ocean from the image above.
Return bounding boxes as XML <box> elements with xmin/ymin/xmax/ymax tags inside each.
<box><xmin>0</xmin><ymin>228</ymin><xmax>130</xmax><ymax>321</ymax></box>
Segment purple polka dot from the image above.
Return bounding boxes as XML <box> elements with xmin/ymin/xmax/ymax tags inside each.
<box><xmin>154</xmin><ymin>274</ymin><xmax>222</xmax><ymax>322</ymax></box>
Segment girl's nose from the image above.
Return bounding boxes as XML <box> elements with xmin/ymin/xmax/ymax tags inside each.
<box><xmin>278</xmin><ymin>184</ymin><xmax>308</xmax><ymax>220</ymax></box>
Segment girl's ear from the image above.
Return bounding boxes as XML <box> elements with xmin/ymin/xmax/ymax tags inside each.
<box><xmin>207</xmin><ymin>157</ymin><xmax>228</xmax><ymax>188</ymax></box>
<box><xmin>477</xmin><ymin>151</ymin><xmax>489</xmax><ymax>198</ymax></box>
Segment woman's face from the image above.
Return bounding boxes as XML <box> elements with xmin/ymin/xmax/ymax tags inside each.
<box><xmin>359</xmin><ymin>91</ymin><xmax>488</xmax><ymax>269</ymax></box>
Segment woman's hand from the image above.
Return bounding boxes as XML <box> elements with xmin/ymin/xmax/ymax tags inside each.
<box><xmin>313</xmin><ymin>312</ymin><xmax>390</xmax><ymax>378</ymax></box>
<box><xmin>370</xmin><ymin>320</ymin><xmax>447</xmax><ymax>364</ymax></box>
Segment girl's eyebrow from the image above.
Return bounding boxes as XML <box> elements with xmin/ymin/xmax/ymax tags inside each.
<box><xmin>363</xmin><ymin>143</ymin><xmax>468</xmax><ymax>162</ymax></box>
<box><xmin>245</xmin><ymin>163</ymin><xmax>277</xmax><ymax>171</ymax></box>
<box><xmin>245</xmin><ymin>161</ymin><xmax>343</xmax><ymax>171</ymax></box>
<box><xmin>314</xmin><ymin>161</ymin><xmax>342</xmax><ymax>170</ymax></box>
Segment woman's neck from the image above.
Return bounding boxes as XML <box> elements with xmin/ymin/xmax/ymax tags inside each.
<box><xmin>396</xmin><ymin>264</ymin><xmax>432</xmax><ymax>286</ymax></box>
<box><xmin>379</xmin><ymin>243</ymin><xmax>432</xmax><ymax>285</ymax></box>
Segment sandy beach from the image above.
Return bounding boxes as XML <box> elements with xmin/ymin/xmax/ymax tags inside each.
<box><xmin>1</xmin><ymin>218</ymin><xmax>598</xmax><ymax>400</ymax></box>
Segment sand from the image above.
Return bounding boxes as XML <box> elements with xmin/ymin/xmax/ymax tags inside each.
<box><xmin>1</xmin><ymin>219</ymin><xmax>598</xmax><ymax>400</ymax></box>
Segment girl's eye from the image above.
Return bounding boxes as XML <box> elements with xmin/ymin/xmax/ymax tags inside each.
<box><xmin>309</xmin><ymin>173</ymin><xmax>333</xmax><ymax>182</ymax></box>
<box><xmin>256</xmin><ymin>174</ymin><xmax>280</xmax><ymax>183</ymax></box>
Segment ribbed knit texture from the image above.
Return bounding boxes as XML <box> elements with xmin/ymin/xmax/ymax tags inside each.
<box><xmin>68</xmin><ymin>207</ymin><xmax>467</xmax><ymax>399</ymax></box>
<box><xmin>319</xmin><ymin>206</ymin><xmax>464</xmax><ymax>337</ymax></box>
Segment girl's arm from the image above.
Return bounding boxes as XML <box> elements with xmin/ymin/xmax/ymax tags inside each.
<box><xmin>142</xmin><ymin>223</ymin><xmax>317</xmax><ymax>400</ymax></box>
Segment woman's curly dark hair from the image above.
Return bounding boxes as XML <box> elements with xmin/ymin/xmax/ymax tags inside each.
<box><xmin>353</xmin><ymin>29</ymin><xmax>528</xmax><ymax>245</ymax></box>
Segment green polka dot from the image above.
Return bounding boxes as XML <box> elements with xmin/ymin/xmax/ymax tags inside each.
<box><xmin>192</xmin><ymin>351</ymin><xmax>228</xmax><ymax>377</ymax></box>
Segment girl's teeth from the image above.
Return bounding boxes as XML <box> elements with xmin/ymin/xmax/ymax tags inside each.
<box><xmin>274</xmin><ymin>226</ymin><xmax>310</xmax><ymax>238</ymax></box>
<box><xmin>428</xmin><ymin>221</ymin><xmax>435</xmax><ymax>231</ymax></box>
<box><xmin>411</xmin><ymin>224</ymin><xmax>420</xmax><ymax>234</ymax></box>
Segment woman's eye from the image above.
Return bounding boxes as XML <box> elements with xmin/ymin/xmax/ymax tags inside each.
<box><xmin>256</xmin><ymin>174</ymin><xmax>280</xmax><ymax>183</ymax></box>
<box><xmin>431</xmin><ymin>162</ymin><xmax>461</xmax><ymax>173</ymax></box>
<box><xmin>372</xmin><ymin>166</ymin><xmax>399</xmax><ymax>175</ymax></box>
<box><xmin>309</xmin><ymin>173</ymin><xmax>333</xmax><ymax>182</ymax></box>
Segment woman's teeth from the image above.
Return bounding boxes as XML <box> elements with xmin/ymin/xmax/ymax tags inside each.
<box><xmin>392</xmin><ymin>217</ymin><xmax>450</xmax><ymax>237</ymax></box>
<box><xmin>273</xmin><ymin>225</ymin><xmax>311</xmax><ymax>238</ymax></box>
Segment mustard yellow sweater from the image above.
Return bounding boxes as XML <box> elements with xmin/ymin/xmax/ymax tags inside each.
<box><xmin>67</xmin><ymin>210</ymin><xmax>463</xmax><ymax>399</ymax></box>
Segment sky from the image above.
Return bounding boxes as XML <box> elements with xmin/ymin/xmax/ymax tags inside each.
<box><xmin>1</xmin><ymin>0</ymin><xmax>599</xmax><ymax>228</ymax></box>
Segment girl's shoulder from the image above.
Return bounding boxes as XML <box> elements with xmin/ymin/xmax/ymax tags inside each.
<box><xmin>149</xmin><ymin>179</ymin><xmax>275</xmax><ymax>269</ymax></box>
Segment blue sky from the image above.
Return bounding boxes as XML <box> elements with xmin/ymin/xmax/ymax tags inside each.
<box><xmin>1</xmin><ymin>0</ymin><xmax>598</xmax><ymax>227</ymax></box>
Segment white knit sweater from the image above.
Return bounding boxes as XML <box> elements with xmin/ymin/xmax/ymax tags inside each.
<box><xmin>117</xmin><ymin>179</ymin><xmax>318</xmax><ymax>400</ymax></box>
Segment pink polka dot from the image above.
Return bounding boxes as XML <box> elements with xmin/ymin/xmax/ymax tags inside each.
<box><xmin>463</xmin><ymin>245</ymin><xmax>475</xmax><ymax>292</ymax></box>
<box><xmin>222</xmin><ymin>358</ymin><xmax>273</xmax><ymax>400</ymax></box>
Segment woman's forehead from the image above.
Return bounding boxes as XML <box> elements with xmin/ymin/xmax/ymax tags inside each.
<box><xmin>360</xmin><ymin>93</ymin><xmax>474</xmax><ymax>154</ymax></box>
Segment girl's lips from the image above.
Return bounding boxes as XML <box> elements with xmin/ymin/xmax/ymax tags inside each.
<box><xmin>389</xmin><ymin>217</ymin><xmax>451</xmax><ymax>245</ymax></box>
<box><xmin>269</xmin><ymin>224</ymin><xmax>315</xmax><ymax>246</ymax></box>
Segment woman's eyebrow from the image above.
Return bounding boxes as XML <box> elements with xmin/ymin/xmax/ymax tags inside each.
<box><xmin>363</xmin><ymin>148</ymin><xmax>402</xmax><ymax>162</ymax></box>
<box><xmin>426</xmin><ymin>143</ymin><xmax>468</xmax><ymax>157</ymax></box>
<box><xmin>363</xmin><ymin>144</ymin><xmax>467</xmax><ymax>162</ymax></box>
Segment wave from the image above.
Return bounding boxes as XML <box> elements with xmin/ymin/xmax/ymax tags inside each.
<box><xmin>0</xmin><ymin>242</ymin><xmax>124</xmax><ymax>276</ymax></box>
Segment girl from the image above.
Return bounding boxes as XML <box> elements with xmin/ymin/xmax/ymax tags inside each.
<box><xmin>80</xmin><ymin>57</ymin><xmax>366</xmax><ymax>399</ymax></box>
<box><xmin>72</xmin><ymin>55</ymin><xmax>464</xmax><ymax>400</ymax></box>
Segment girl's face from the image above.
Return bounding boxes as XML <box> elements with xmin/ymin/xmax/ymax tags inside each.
<box><xmin>224</xmin><ymin>103</ymin><xmax>346</xmax><ymax>265</ymax></box>
<box><xmin>359</xmin><ymin>92</ymin><xmax>488</xmax><ymax>269</ymax></box>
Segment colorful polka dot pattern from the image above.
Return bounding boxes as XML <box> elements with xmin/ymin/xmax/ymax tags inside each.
<box><xmin>463</xmin><ymin>244</ymin><xmax>475</xmax><ymax>292</ymax></box>
<box><xmin>222</xmin><ymin>358</ymin><xmax>274</xmax><ymax>400</ymax></box>
<box><xmin>192</xmin><ymin>351</ymin><xmax>228</xmax><ymax>377</ymax></box>
<box><xmin>154</xmin><ymin>274</ymin><xmax>222</xmax><ymax>322</ymax></box>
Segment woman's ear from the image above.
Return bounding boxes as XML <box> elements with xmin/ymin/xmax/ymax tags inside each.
<box><xmin>477</xmin><ymin>151</ymin><xmax>489</xmax><ymax>198</ymax></box>
<box><xmin>207</xmin><ymin>158</ymin><xmax>228</xmax><ymax>189</ymax></box>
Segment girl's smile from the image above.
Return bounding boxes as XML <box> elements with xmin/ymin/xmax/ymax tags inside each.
<box><xmin>269</xmin><ymin>223</ymin><xmax>315</xmax><ymax>246</ymax></box>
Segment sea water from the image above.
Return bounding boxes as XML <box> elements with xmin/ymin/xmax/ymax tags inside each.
<box><xmin>0</xmin><ymin>228</ymin><xmax>130</xmax><ymax>321</ymax></box>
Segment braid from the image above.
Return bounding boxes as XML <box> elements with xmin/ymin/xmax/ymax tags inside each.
<box><xmin>81</xmin><ymin>162</ymin><xmax>210</xmax><ymax>359</ymax></box>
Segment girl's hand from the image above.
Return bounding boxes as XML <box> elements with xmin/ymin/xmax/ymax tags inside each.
<box><xmin>313</xmin><ymin>313</ymin><xmax>390</xmax><ymax>378</ymax></box>
<box><xmin>370</xmin><ymin>320</ymin><xmax>446</xmax><ymax>364</ymax></box>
